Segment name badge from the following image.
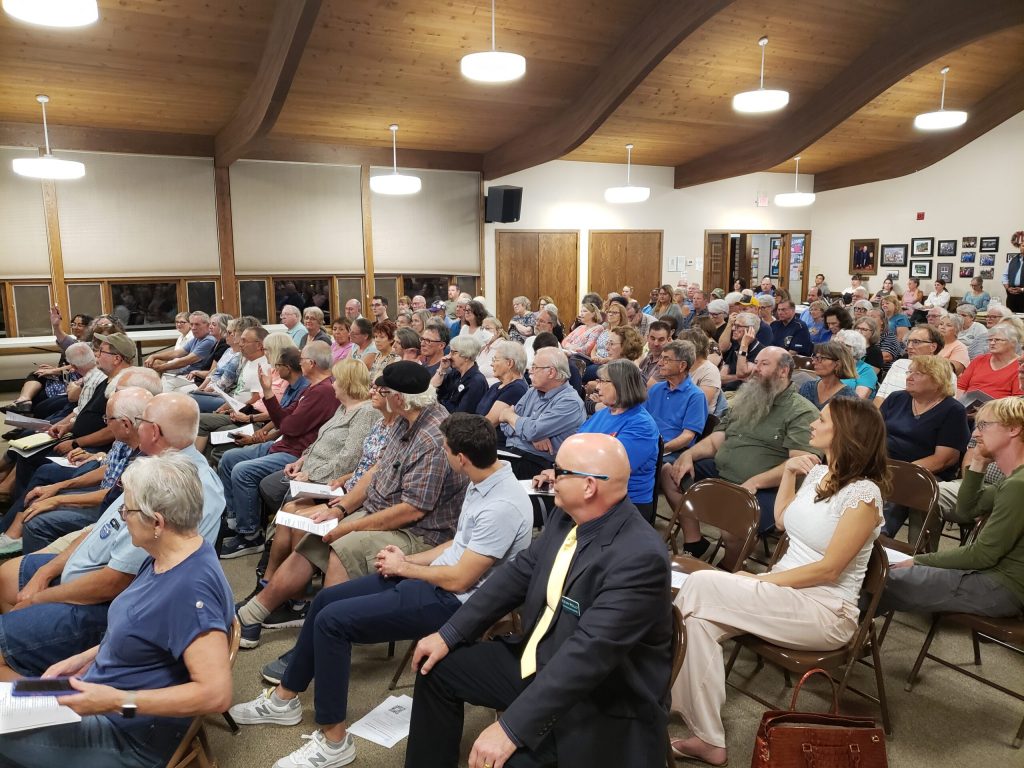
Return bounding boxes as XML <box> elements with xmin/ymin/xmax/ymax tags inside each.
<box><xmin>560</xmin><ymin>596</ymin><xmax>581</xmax><ymax>617</ymax></box>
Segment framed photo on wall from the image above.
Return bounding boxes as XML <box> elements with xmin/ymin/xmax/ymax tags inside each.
<box><xmin>980</xmin><ymin>254</ymin><xmax>995</xmax><ymax>266</ymax></box>
<box><xmin>960</xmin><ymin>266</ymin><xmax>975</xmax><ymax>278</ymax></box>
<box><xmin>886</xmin><ymin>271</ymin><xmax>900</xmax><ymax>280</ymax></box>
<box><xmin>937</xmin><ymin>240</ymin><xmax>957</xmax><ymax>257</ymax></box>
<box><xmin>911</xmin><ymin>237</ymin><xmax>934</xmax><ymax>257</ymax></box>
<box><xmin>960</xmin><ymin>251</ymin><xmax>975</xmax><ymax>263</ymax></box>
<box><xmin>936</xmin><ymin>263</ymin><xmax>953</xmax><ymax>283</ymax></box>
<box><xmin>910</xmin><ymin>260</ymin><xmax>932</xmax><ymax>279</ymax></box>
<box><xmin>962</xmin><ymin>236</ymin><xmax>977</xmax><ymax>249</ymax></box>
<box><xmin>980</xmin><ymin>237</ymin><xmax>999</xmax><ymax>252</ymax></box>
<box><xmin>849</xmin><ymin>238</ymin><xmax>879</xmax><ymax>275</ymax></box>
<box><xmin>880</xmin><ymin>243</ymin><xmax>908</xmax><ymax>267</ymax></box>
<box><xmin>980</xmin><ymin>268</ymin><xmax>995</xmax><ymax>280</ymax></box>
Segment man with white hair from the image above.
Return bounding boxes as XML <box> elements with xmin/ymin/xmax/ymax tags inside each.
<box><xmin>279</xmin><ymin>304</ymin><xmax>307</xmax><ymax>347</ymax></box>
<box><xmin>490</xmin><ymin>347</ymin><xmax>586</xmax><ymax>479</ymax></box>
<box><xmin>956</xmin><ymin>304</ymin><xmax>990</xmax><ymax>359</ymax></box>
<box><xmin>412</xmin><ymin>295</ymin><xmax>427</xmax><ymax>311</ymax></box>
<box><xmin>344</xmin><ymin>299</ymin><xmax>362</xmax><ymax>321</ymax></box>
<box><xmin>144</xmin><ymin>311</ymin><xmax>216</xmax><ymax>377</ymax></box>
<box><xmin>719</xmin><ymin>313</ymin><xmax>764</xmax><ymax>392</ymax></box>
<box><xmin>0</xmin><ymin>392</ymin><xmax>225</xmax><ymax>677</ymax></box>
<box><xmin>233</xmin><ymin>361</ymin><xmax>469</xmax><ymax>647</ymax></box>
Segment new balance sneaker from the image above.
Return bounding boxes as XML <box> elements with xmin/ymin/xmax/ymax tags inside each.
<box><xmin>275</xmin><ymin>731</ymin><xmax>355</xmax><ymax>768</ymax></box>
<box><xmin>0</xmin><ymin>533</ymin><xmax>23</xmax><ymax>557</ymax></box>
<box><xmin>262</xmin><ymin>648</ymin><xmax>296</xmax><ymax>685</ymax></box>
<box><xmin>219</xmin><ymin>532</ymin><xmax>265</xmax><ymax>560</ymax></box>
<box><xmin>262</xmin><ymin>600</ymin><xmax>308</xmax><ymax>629</ymax></box>
<box><xmin>228</xmin><ymin>687</ymin><xmax>302</xmax><ymax>726</ymax></box>
<box><xmin>238</xmin><ymin>614</ymin><xmax>263</xmax><ymax>650</ymax></box>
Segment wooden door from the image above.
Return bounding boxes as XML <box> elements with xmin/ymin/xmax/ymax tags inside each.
<box><xmin>496</xmin><ymin>231</ymin><xmax>579</xmax><ymax>323</ymax></box>
<box><xmin>703</xmin><ymin>233</ymin><xmax>729</xmax><ymax>293</ymax></box>
<box><xmin>588</xmin><ymin>231</ymin><xmax>662</xmax><ymax>299</ymax></box>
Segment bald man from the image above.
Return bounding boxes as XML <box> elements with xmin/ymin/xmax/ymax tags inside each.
<box><xmin>405</xmin><ymin>434</ymin><xmax>672</xmax><ymax>768</ymax></box>
<box><xmin>0</xmin><ymin>393</ymin><xmax>225</xmax><ymax>679</ymax></box>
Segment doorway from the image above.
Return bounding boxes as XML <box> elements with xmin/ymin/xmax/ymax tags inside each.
<box><xmin>703</xmin><ymin>230</ymin><xmax>812</xmax><ymax>300</ymax></box>
<box><xmin>495</xmin><ymin>231</ymin><xmax>579</xmax><ymax>322</ymax></box>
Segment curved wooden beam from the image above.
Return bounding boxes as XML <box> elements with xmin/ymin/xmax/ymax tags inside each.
<box><xmin>673</xmin><ymin>0</ymin><xmax>1024</xmax><ymax>189</ymax></box>
<box><xmin>482</xmin><ymin>0</ymin><xmax>737</xmax><ymax>181</ymax></box>
<box><xmin>814</xmin><ymin>73</ymin><xmax>1024</xmax><ymax>192</ymax></box>
<box><xmin>0</xmin><ymin>121</ymin><xmax>213</xmax><ymax>156</ymax></box>
<box><xmin>214</xmin><ymin>0</ymin><xmax>322</xmax><ymax>167</ymax></box>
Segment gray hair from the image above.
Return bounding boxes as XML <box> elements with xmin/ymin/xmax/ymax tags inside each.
<box><xmin>535</xmin><ymin>347</ymin><xmax>570</xmax><ymax>381</ymax></box>
<box><xmin>120</xmin><ymin>453</ymin><xmax>203</xmax><ymax>534</ymax></box>
<box><xmin>734</xmin><ymin>312</ymin><xmax>760</xmax><ymax>329</ymax></box>
<box><xmin>189</xmin><ymin>311</ymin><xmax>210</xmax><ymax>324</ymax></box>
<box><xmin>493</xmin><ymin>339</ymin><xmax>526</xmax><ymax>373</ymax></box>
<box><xmin>986</xmin><ymin>305</ymin><xmax>1010</xmax><ymax>319</ymax></box>
<box><xmin>956</xmin><ymin>303</ymin><xmax>978</xmax><ymax>318</ymax></box>
<box><xmin>663</xmin><ymin>339</ymin><xmax>696</xmax><ymax>370</ymax></box>
<box><xmin>304</xmin><ymin>340</ymin><xmax>333</xmax><ymax>370</ymax></box>
<box><xmin>175</xmin><ymin>311</ymin><xmax>190</xmax><ymax>322</ymax></box>
<box><xmin>852</xmin><ymin>287</ymin><xmax>870</xmax><ymax>299</ymax></box>
<box><xmin>65</xmin><ymin>341</ymin><xmax>96</xmax><ymax>368</ymax></box>
<box><xmin>758</xmin><ymin>295</ymin><xmax>775</xmax><ymax>309</ymax></box>
<box><xmin>449</xmin><ymin>334</ymin><xmax>482</xmax><ymax>362</ymax></box>
<box><xmin>115</xmin><ymin>368</ymin><xmax>163</xmax><ymax>396</ymax></box>
<box><xmin>853</xmin><ymin>300</ymin><xmax>874</xmax><ymax>311</ymax></box>
<box><xmin>280</xmin><ymin>304</ymin><xmax>301</xmax><ymax>318</ymax></box>
<box><xmin>541</xmin><ymin>305</ymin><xmax>559</xmax><ymax>322</ymax></box>
<box><xmin>834</xmin><ymin>329</ymin><xmax>867</xmax><ymax>360</ymax></box>
<box><xmin>776</xmin><ymin>350</ymin><xmax>796</xmax><ymax>378</ymax></box>
<box><xmin>988</xmin><ymin>322</ymin><xmax>1023</xmax><ymax>352</ymax></box>
<box><xmin>512</xmin><ymin>296</ymin><xmax>531</xmax><ymax>311</ymax></box>
<box><xmin>599</xmin><ymin>359</ymin><xmax>648</xmax><ymax>409</ymax></box>
<box><xmin>109</xmin><ymin>387</ymin><xmax>154</xmax><ymax>422</ymax></box>
<box><xmin>209</xmin><ymin>313</ymin><xmax>231</xmax><ymax>333</ymax></box>
<box><xmin>395</xmin><ymin>327</ymin><xmax>421</xmax><ymax>351</ymax></box>
<box><xmin>940</xmin><ymin>312</ymin><xmax>964</xmax><ymax>333</ymax></box>
<box><xmin>303</xmin><ymin>306</ymin><xmax>325</xmax><ymax>322</ymax></box>
<box><xmin>401</xmin><ymin>386</ymin><xmax>438</xmax><ymax>411</ymax></box>
<box><xmin>724</xmin><ymin>291</ymin><xmax>744</xmax><ymax>306</ymax></box>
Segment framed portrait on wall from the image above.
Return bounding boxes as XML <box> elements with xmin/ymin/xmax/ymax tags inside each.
<box><xmin>910</xmin><ymin>260</ymin><xmax>932</xmax><ymax>279</ymax></box>
<box><xmin>880</xmin><ymin>244</ymin><xmax>908</xmax><ymax>267</ymax></box>
<box><xmin>911</xmin><ymin>237</ymin><xmax>934</xmax><ymax>257</ymax></box>
<box><xmin>936</xmin><ymin>263</ymin><xmax>953</xmax><ymax>283</ymax></box>
<box><xmin>849</xmin><ymin>238</ymin><xmax>878</xmax><ymax>275</ymax></box>
<box><xmin>979</xmin><ymin>237</ymin><xmax>1000</xmax><ymax>252</ymax></box>
<box><xmin>937</xmin><ymin>240</ymin><xmax>957</xmax><ymax>257</ymax></box>
<box><xmin>960</xmin><ymin>266</ymin><xmax>975</xmax><ymax>278</ymax></box>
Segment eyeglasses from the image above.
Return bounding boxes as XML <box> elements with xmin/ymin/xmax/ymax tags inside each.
<box><xmin>905</xmin><ymin>338</ymin><xmax>935</xmax><ymax>346</ymax></box>
<box><xmin>119</xmin><ymin>506</ymin><xmax>145</xmax><ymax>521</ymax></box>
<box><xmin>658</xmin><ymin>355</ymin><xmax>681</xmax><ymax>363</ymax></box>
<box><xmin>553</xmin><ymin>464</ymin><xmax>609</xmax><ymax>481</ymax></box>
<box><xmin>420</xmin><ymin>337</ymin><xmax>443</xmax><ymax>345</ymax></box>
<box><xmin>102</xmin><ymin>415</ymin><xmax>136</xmax><ymax>425</ymax></box>
<box><xmin>810</xmin><ymin>354</ymin><xmax>837</xmax><ymax>362</ymax></box>
<box><xmin>975</xmin><ymin>420</ymin><xmax>998</xmax><ymax>432</ymax></box>
<box><xmin>530</xmin><ymin>364</ymin><xmax>553</xmax><ymax>372</ymax></box>
<box><xmin>370</xmin><ymin>385</ymin><xmax>395</xmax><ymax>396</ymax></box>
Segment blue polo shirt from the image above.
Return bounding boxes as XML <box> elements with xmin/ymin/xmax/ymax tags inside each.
<box><xmin>579</xmin><ymin>405</ymin><xmax>660</xmax><ymax>504</ymax></box>
<box><xmin>644</xmin><ymin>376</ymin><xmax>708</xmax><ymax>459</ymax></box>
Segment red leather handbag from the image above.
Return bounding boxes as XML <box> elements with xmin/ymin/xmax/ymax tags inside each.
<box><xmin>751</xmin><ymin>669</ymin><xmax>888</xmax><ymax>768</ymax></box>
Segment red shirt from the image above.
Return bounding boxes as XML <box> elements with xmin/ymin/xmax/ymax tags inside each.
<box><xmin>958</xmin><ymin>354</ymin><xmax>1023</xmax><ymax>399</ymax></box>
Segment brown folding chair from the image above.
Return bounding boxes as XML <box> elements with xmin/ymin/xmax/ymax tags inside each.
<box><xmin>167</xmin><ymin>617</ymin><xmax>242</xmax><ymax>768</ymax></box>
<box><xmin>664</xmin><ymin>479</ymin><xmax>760</xmax><ymax>573</ymax></box>
<box><xmin>878</xmin><ymin>460</ymin><xmax>941</xmax><ymax>555</ymax></box>
<box><xmin>665</xmin><ymin>605</ymin><xmax>685</xmax><ymax>768</ymax></box>
<box><xmin>792</xmin><ymin>354</ymin><xmax>817</xmax><ymax>371</ymax></box>
<box><xmin>723</xmin><ymin>541</ymin><xmax>892</xmax><ymax>734</ymax></box>
<box><xmin>905</xmin><ymin>612</ymin><xmax>1023</xmax><ymax>748</ymax></box>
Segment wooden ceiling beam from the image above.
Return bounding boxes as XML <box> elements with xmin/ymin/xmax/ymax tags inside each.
<box><xmin>0</xmin><ymin>121</ymin><xmax>214</xmax><ymax>157</ymax></box>
<box><xmin>672</xmin><ymin>0</ymin><xmax>1024</xmax><ymax>189</ymax></box>
<box><xmin>813</xmin><ymin>72</ymin><xmax>1024</xmax><ymax>193</ymax></box>
<box><xmin>243</xmin><ymin>137</ymin><xmax>482</xmax><ymax>173</ymax></box>
<box><xmin>481</xmin><ymin>0</ymin><xmax>736</xmax><ymax>181</ymax></box>
<box><xmin>213</xmin><ymin>0</ymin><xmax>322</xmax><ymax>168</ymax></box>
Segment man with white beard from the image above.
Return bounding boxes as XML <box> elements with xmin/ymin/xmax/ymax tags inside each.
<box><xmin>668</xmin><ymin>347</ymin><xmax>819</xmax><ymax>562</ymax></box>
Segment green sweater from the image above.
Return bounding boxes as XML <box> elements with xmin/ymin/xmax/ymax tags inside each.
<box><xmin>915</xmin><ymin>465</ymin><xmax>1024</xmax><ymax>603</ymax></box>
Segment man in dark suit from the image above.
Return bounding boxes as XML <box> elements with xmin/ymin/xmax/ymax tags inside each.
<box><xmin>404</xmin><ymin>433</ymin><xmax>672</xmax><ymax>768</ymax></box>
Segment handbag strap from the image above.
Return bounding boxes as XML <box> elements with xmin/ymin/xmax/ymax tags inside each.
<box><xmin>789</xmin><ymin>668</ymin><xmax>839</xmax><ymax>714</ymax></box>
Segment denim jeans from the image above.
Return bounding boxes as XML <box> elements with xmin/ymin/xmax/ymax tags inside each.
<box><xmin>0</xmin><ymin>715</ymin><xmax>182</xmax><ymax>768</ymax></box>
<box><xmin>190</xmin><ymin>391</ymin><xmax>226</xmax><ymax>413</ymax></box>
<box><xmin>1</xmin><ymin>460</ymin><xmax>101</xmax><ymax>530</ymax></box>
<box><xmin>23</xmin><ymin>503</ymin><xmax>104</xmax><ymax>554</ymax></box>
<box><xmin>218</xmin><ymin>443</ymin><xmax>296</xmax><ymax>535</ymax></box>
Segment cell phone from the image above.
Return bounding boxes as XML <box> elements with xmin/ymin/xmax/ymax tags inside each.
<box><xmin>12</xmin><ymin>678</ymin><xmax>76</xmax><ymax>696</ymax></box>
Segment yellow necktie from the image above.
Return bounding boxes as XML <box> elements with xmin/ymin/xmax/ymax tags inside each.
<box><xmin>520</xmin><ymin>526</ymin><xmax>578</xmax><ymax>678</ymax></box>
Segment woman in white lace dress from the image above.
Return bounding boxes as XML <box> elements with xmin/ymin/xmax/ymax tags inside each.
<box><xmin>669</xmin><ymin>397</ymin><xmax>889</xmax><ymax>766</ymax></box>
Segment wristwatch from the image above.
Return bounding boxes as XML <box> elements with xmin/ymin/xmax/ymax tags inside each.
<box><xmin>738</xmin><ymin>350</ymin><xmax>748</xmax><ymax>357</ymax></box>
<box><xmin>121</xmin><ymin>691</ymin><xmax>138</xmax><ymax>719</ymax></box>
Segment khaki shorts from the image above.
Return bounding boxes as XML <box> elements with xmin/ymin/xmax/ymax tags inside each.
<box><xmin>294</xmin><ymin>510</ymin><xmax>431</xmax><ymax>578</ymax></box>
<box><xmin>37</xmin><ymin>527</ymin><xmax>92</xmax><ymax>555</ymax></box>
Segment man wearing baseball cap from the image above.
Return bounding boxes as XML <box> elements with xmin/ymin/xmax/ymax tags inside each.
<box><xmin>234</xmin><ymin>361</ymin><xmax>469</xmax><ymax>648</ymax></box>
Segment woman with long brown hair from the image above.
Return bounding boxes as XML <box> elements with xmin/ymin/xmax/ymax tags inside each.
<box><xmin>670</xmin><ymin>397</ymin><xmax>889</xmax><ymax>766</ymax></box>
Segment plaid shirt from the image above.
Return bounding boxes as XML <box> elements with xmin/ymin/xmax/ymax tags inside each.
<box><xmin>100</xmin><ymin>441</ymin><xmax>134</xmax><ymax>489</ymax></box>
<box><xmin>364</xmin><ymin>402</ymin><xmax>468</xmax><ymax>546</ymax></box>
<box><xmin>73</xmin><ymin>367</ymin><xmax>108</xmax><ymax>417</ymax></box>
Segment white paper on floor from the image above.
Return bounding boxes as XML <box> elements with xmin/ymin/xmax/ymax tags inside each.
<box><xmin>348</xmin><ymin>694</ymin><xmax>414</xmax><ymax>748</ymax></box>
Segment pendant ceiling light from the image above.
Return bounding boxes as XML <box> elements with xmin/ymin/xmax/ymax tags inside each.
<box><xmin>460</xmin><ymin>0</ymin><xmax>525</xmax><ymax>83</ymax></box>
<box><xmin>914</xmin><ymin>66</ymin><xmax>967</xmax><ymax>131</ymax></box>
<box><xmin>3</xmin><ymin>0</ymin><xmax>98</xmax><ymax>27</ymax></box>
<box><xmin>12</xmin><ymin>95</ymin><xmax>86</xmax><ymax>180</ymax></box>
<box><xmin>733</xmin><ymin>36</ymin><xmax>789</xmax><ymax>114</ymax></box>
<box><xmin>604</xmin><ymin>144</ymin><xmax>650</xmax><ymax>204</ymax></box>
<box><xmin>369</xmin><ymin>124</ymin><xmax>421</xmax><ymax>195</ymax></box>
<box><xmin>774</xmin><ymin>156</ymin><xmax>815</xmax><ymax>207</ymax></box>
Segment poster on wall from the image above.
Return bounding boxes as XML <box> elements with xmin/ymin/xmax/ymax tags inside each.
<box><xmin>936</xmin><ymin>263</ymin><xmax>953</xmax><ymax>283</ymax></box>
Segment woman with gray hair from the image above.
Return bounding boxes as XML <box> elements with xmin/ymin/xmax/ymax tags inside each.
<box><xmin>834</xmin><ymin>328</ymin><xmax>878</xmax><ymax>398</ymax></box>
<box><xmin>934</xmin><ymin>312</ymin><xmax>970</xmax><ymax>376</ymax></box>
<box><xmin>956</xmin><ymin>323</ymin><xmax>1024</xmax><ymax>399</ymax></box>
<box><xmin>431</xmin><ymin>334</ymin><xmax>488</xmax><ymax>413</ymax></box>
<box><xmin>508</xmin><ymin>295</ymin><xmax>536</xmax><ymax>343</ymax></box>
<box><xmin>476</xmin><ymin>339</ymin><xmax>529</xmax><ymax>425</ymax></box>
<box><xmin>0</xmin><ymin>453</ymin><xmax>234</xmax><ymax>768</ymax></box>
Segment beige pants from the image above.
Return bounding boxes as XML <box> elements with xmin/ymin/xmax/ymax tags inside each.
<box><xmin>671</xmin><ymin>570</ymin><xmax>858</xmax><ymax>748</ymax></box>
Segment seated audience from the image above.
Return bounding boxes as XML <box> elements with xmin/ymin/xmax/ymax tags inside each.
<box><xmin>834</xmin><ymin>329</ymin><xmax>878</xmax><ymax>398</ymax></box>
<box><xmin>459</xmin><ymin>300</ymin><xmax>492</xmax><ymax>345</ymax></box>
<box><xmin>419</xmin><ymin>319</ymin><xmax>449</xmax><ymax>374</ymax></box>
<box><xmin>956</xmin><ymin>303</ymin><xmax>990</xmax><ymax>359</ymax></box>
<box><xmin>798</xmin><ymin>341</ymin><xmax>857</xmax><ymax>410</ymax></box>
<box><xmin>0</xmin><ymin>453</ymin><xmax>233</xmax><ymax>768</ymax></box>
<box><xmin>230</xmin><ymin>414</ymin><xmax>533</xmax><ymax>767</ymax></box>
<box><xmin>368</xmin><ymin>320</ymin><xmax>399</xmax><ymax>379</ymax></box>
<box><xmin>195</xmin><ymin>325</ymin><xmax>270</xmax><ymax>445</ymax></box>
<box><xmin>561</xmin><ymin>302</ymin><xmax>604</xmax><ymax>357</ymax></box>
<box><xmin>637</xmin><ymin>321</ymin><xmax>673</xmax><ymax>388</ymax></box>
<box><xmin>144</xmin><ymin>311</ymin><xmax>216</xmax><ymax>385</ymax></box>
<box><xmin>878</xmin><ymin>397</ymin><xmax>1023</xmax><ymax>619</ymax></box>
<box><xmin>491</xmin><ymin>347</ymin><xmax>586</xmax><ymax>479</ymax></box>
<box><xmin>882</xmin><ymin>295</ymin><xmax>911</xmax><ymax>343</ymax></box>
<box><xmin>476</xmin><ymin>340</ymin><xmax>529</xmax><ymax>424</ymax></box>
<box><xmin>671</xmin><ymin>398</ymin><xmax>887</xmax><ymax>767</ymax></box>
<box><xmin>719</xmin><ymin>312</ymin><xmax>763</xmax><ymax>392</ymax></box>
<box><xmin>300</xmin><ymin>306</ymin><xmax>331</xmax><ymax>348</ymax></box>
<box><xmin>233</xmin><ymin>362</ymin><xmax>468</xmax><ymax>648</ymax></box>
<box><xmin>393</xmin><ymin>326</ymin><xmax>423</xmax><ymax>363</ymax></box>
<box><xmin>924</xmin><ymin>279</ymin><xmax>951</xmax><ymax>310</ymax></box>
<box><xmin>507</xmin><ymin>295</ymin><xmax>536</xmax><ymax>343</ymax></box>
<box><xmin>348</xmin><ymin>317</ymin><xmax>377</xmax><ymax>369</ymax></box>
<box><xmin>329</xmin><ymin>317</ymin><xmax>355</xmax><ymax>361</ymax></box>
<box><xmin>531</xmin><ymin>332</ymin><xmax>583</xmax><ymax>395</ymax></box>
<box><xmin>476</xmin><ymin>316</ymin><xmax>508</xmax><ymax>382</ymax></box>
<box><xmin>821</xmin><ymin>304</ymin><xmax>852</xmax><ymax>343</ymax></box>
<box><xmin>585</xmin><ymin>301</ymin><xmax>629</xmax><ymax>378</ymax></box>
<box><xmin>769</xmin><ymin>298</ymin><xmax>812</xmax><ymax>356</ymax></box>
<box><xmin>403</xmin><ymin>434</ymin><xmax>672</xmax><ymax>768</ymax></box>
<box><xmin>280</xmin><ymin>303</ymin><xmax>308</xmax><ymax>346</ymax></box>
<box><xmin>218</xmin><ymin>341</ymin><xmax>339</xmax><ymax>558</ymax></box>
<box><xmin>676</xmin><ymin>330</ymin><xmax>722</xmax><ymax>413</ymax></box>
<box><xmin>875</xmin><ymin>324</ymin><xmax>955</xmax><ymax>403</ymax></box>
<box><xmin>850</xmin><ymin>314</ymin><xmax>884</xmax><ymax>371</ymax></box>
<box><xmin>670</xmin><ymin>347</ymin><xmax>819</xmax><ymax>552</ymax></box>
<box><xmin>801</xmin><ymin>300</ymin><xmax>828</xmax><ymax>344</ymax></box>
<box><xmin>432</xmin><ymin>335</ymin><xmax>488</xmax><ymax>414</ymax></box>
<box><xmin>0</xmin><ymin>393</ymin><xmax>224</xmax><ymax>677</ymax></box>
<box><xmin>956</xmin><ymin>324</ymin><xmax>1023</xmax><ymax>399</ymax></box>
<box><xmin>935</xmin><ymin>312</ymin><xmax>970</xmax><ymax>376</ymax></box>
<box><xmin>961</xmin><ymin>276</ymin><xmax>991</xmax><ymax>312</ymax></box>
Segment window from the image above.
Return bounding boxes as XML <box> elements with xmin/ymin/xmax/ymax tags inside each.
<box><xmin>0</xmin><ymin>285</ymin><xmax>7</xmax><ymax>338</ymax></box>
<box><xmin>373</xmin><ymin>278</ymin><xmax>399</xmax><ymax>318</ymax></box>
<box><xmin>187</xmin><ymin>280</ymin><xmax>218</xmax><ymax>315</ymax></box>
<box><xmin>240</xmin><ymin>280</ymin><xmax>269</xmax><ymax>323</ymax></box>
<box><xmin>109</xmin><ymin>281</ymin><xmax>180</xmax><ymax>329</ymax></box>
<box><xmin>402</xmin><ymin>276</ymin><xmax>450</xmax><ymax>306</ymax></box>
<box><xmin>272</xmin><ymin>278</ymin><xmax>332</xmax><ymax>321</ymax></box>
<box><xmin>12</xmin><ymin>284</ymin><xmax>53</xmax><ymax>336</ymax></box>
<box><xmin>455</xmin><ymin>275</ymin><xmax>478</xmax><ymax>297</ymax></box>
<box><xmin>68</xmin><ymin>283</ymin><xmax>104</xmax><ymax>322</ymax></box>
<box><xmin>336</xmin><ymin>278</ymin><xmax>364</xmax><ymax>315</ymax></box>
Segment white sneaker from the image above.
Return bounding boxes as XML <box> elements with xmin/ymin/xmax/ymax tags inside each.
<box><xmin>0</xmin><ymin>533</ymin><xmax>22</xmax><ymax>557</ymax></box>
<box><xmin>227</xmin><ymin>688</ymin><xmax>302</xmax><ymax>726</ymax></box>
<box><xmin>275</xmin><ymin>731</ymin><xmax>356</xmax><ymax>768</ymax></box>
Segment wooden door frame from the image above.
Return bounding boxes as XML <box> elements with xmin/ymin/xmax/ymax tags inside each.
<box><xmin>703</xmin><ymin>229</ymin><xmax>812</xmax><ymax>300</ymax></box>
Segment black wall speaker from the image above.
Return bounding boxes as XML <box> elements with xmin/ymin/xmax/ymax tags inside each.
<box><xmin>485</xmin><ymin>185</ymin><xmax>523</xmax><ymax>223</ymax></box>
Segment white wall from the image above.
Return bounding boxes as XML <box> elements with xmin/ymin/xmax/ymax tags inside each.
<box><xmin>482</xmin><ymin>110</ymin><xmax>1024</xmax><ymax>307</ymax></box>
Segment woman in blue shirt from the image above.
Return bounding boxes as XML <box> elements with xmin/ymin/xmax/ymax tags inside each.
<box><xmin>961</xmin><ymin>277</ymin><xmax>991</xmax><ymax>312</ymax></box>
<box><xmin>0</xmin><ymin>454</ymin><xmax>234</xmax><ymax>768</ymax></box>
<box><xmin>578</xmin><ymin>360</ymin><xmax>660</xmax><ymax>521</ymax></box>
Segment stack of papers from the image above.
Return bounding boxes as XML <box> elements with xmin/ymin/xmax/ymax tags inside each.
<box><xmin>274</xmin><ymin>511</ymin><xmax>337</xmax><ymax>537</ymax></box>
<box><xmin>883</xmin><ymin>547</ymin><xmax>914</xmax><ymax>565</ymax></box>
<box><xmin>210</xmin><ymin>423</ymin><xmax>255</xmax><ymax>445</ymax></box>
<box><xmin>3</xmin><ymin>413</ymin><xmax>52</xmax><ymax>432</ymax></box>
<box><xmin>209</xmin><ymin>383</ymin><xmax>248</xmax><ymax>413</ymax></box>
<box><xmin>0</xmin><ymin>682</ymin><xmax>80</xmax><ymax>734</ymax></box>
<box><xmin>289</xmin><ymin>480</ymin><xmax>344</xmax><ymax>500</ymax></box>
<box><xmin>348</xmin><ymin>695</ymin><xmax>413</xmax><ymax>748</ymax></box>
<box><xmin>8</xmin><ymin>433</ymin><xmax>57</xmax><ymax>458</ymax></box>
<box><xmin>671</xmin><ymin>570</ymin><xmax>689</xmax><ymax>589</ymax></box>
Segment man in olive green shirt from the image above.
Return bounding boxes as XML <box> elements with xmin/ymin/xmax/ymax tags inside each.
<box><xmin>669</xmin><ymin>347</ymin><xmax>819</xmax><ymax>555</ymax></box>
<box><xmin>879</xmin><ymin>397</ymin><xmax>1024</xmax><ymax>618</ymax></box>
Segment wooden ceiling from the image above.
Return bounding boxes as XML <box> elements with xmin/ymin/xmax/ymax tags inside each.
<box><xmin>0</xmin><ymin>0</ymin><xmax>1022</xmax><ymax>191</ymax></box>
